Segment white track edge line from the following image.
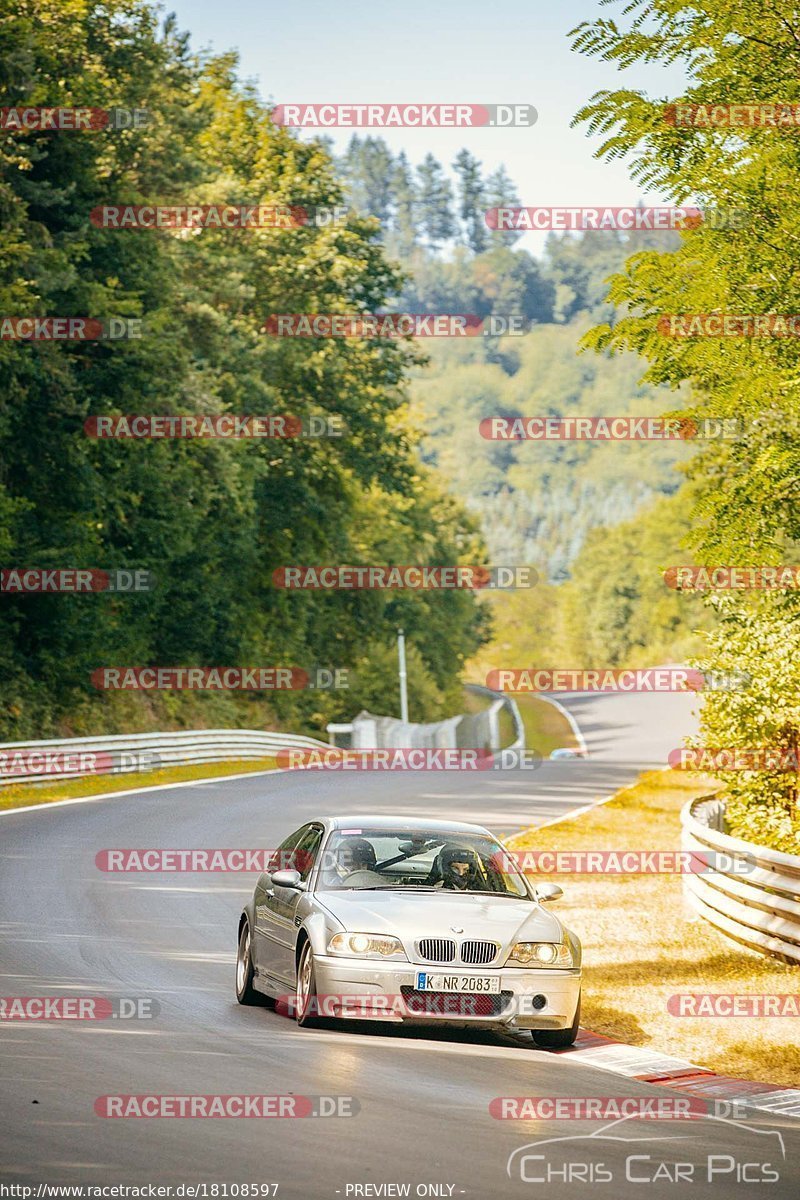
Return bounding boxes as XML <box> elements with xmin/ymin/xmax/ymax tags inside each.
<box><xmin>0</xmin><ymin>766</ymin><xmax>293</xmax><ymax>817</ymax></box>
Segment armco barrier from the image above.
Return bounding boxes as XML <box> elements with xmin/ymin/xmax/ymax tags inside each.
<box><xmin>0</xmin><ymin>689</ymin><xmax>525</xmax><ymax>787</ymax></box>
<box><xmin>342</xmin><ymin>686</ymin><xmax>524</xmax><ymax>753</ymax></box>
<box><xmin>681</xmin><ymin>794</ymin><xmax>800</xmax><ymax>965</ymax></box>
<box><xmin>464</xmin><ymin>682</ymin><xmax>525</xmax><ymax>751</ymax></box>
<box><xmin>0</xmin><ymin>729</ymin><xmax>329</xmax><ymax>787</ymax></box>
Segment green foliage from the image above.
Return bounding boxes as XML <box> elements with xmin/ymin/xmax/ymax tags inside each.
<box><xmin>0</xmin><ymin>0</ymin><xmax>487</xmax><ymax>738</ymax></box>
<box><xmin>691</xmin><ymin>595</ymin><xmax>800</xmax><ymax>852</ymax></box>
<box><xmin>573</xmin><ymin>0</ymin><xmax>800</xmax><ymax>844</ymax></box>
<box><xmin>453</xmin><ymin>149</ymin><xmax>487</xmax><ymax>254</ymax></box>
<box><xmin>556</xmin><ymin>487</ymin><xmax>710</xmax><ymax>666</ymax></box>
<box><xmin>415</xmin><ymin>153</ymin><xmax>456</xmax><ymax>249</ymax></box>
<box><xmin>412</xmin><ymin>317</ymin><xmax>689</xmax><ymax>579</ymax></box>
<box><xmin>470</xmin><ymin>488</ymin><xmax>709</xmax><ymax>676</ymax></box>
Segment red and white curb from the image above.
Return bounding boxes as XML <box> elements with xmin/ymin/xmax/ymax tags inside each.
<box><xmin>540</xmin><ymin>1028</ymin><xmax>800</xmax><ymax>1118</ymax></box>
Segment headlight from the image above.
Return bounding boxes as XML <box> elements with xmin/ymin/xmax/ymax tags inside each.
<box><xmin>508</xmin><ymin>942</ymin><xmax>573</xmax><ymax>967</ymax></box>
<box><xmin>327</xmin><ymin>933</ymin><xmax>408</xmax><ymax>960</ymax></box>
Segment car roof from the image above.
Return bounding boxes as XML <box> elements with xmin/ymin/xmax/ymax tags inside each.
<box><xmin>325</xmin><ymin>814</ymin><xmax>492</xmax><ymax>835</ymax></box>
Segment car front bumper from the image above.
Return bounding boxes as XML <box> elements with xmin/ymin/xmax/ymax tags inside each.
<box><xmin>312</xmin><ymin>955</ymin><xmax>581</xmax><ymax>1029</ymax></box>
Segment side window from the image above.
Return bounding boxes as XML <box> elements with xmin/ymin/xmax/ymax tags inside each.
<box><xmin>292</xmin><ymin>825</ymin><xmax>324</xmax><ymax>881</ymax></box>
<box><xmin>267</xmin><ymin>828</ymin><xmax>304</xmax><ymax>873</ymax></box>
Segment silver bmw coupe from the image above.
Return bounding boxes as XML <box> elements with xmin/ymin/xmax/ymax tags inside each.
<box><xmin>236</xmin><ymin>815</ymin><xmax>582</xmax><ymax>1046</ymax></box>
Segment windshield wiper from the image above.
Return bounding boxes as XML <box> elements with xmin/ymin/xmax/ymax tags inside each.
<box><xmin>335</xmin><ymin>884</ymin><xmax>439</xmax><ymax>892</ymax></box>
<box><xmin>333</xmin><ymin>883</ymin><xmax>413</xmax><ymax>891</ymax></box>
<box><xmin>438</xmin><ymin>889</ymin><xmax>526</xmax><ymax>897</ymax></box>
<box><xmin>355</xmin><ymin>884</ymin><xmax>438</xmax><ymax>891</ymax></box>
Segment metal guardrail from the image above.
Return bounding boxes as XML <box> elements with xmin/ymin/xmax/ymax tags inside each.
<box><xmin>681</xmin><ymin>794</ymin><xmax>800</xmax><ymax>965</ymax></box>
<box><xmin>464</xmin><ymin>683</ymin><xmax>525</xmax><ymax>751</ymax></box>
<box><xmin>333</xmin><ymin>687</ymin><xmax>525</xmax><ymax>753</ymax></box>
<box><xmin>0</xmin><ymin>728</ymin><xmax>330</xmax><ymax>787</ymax></box>
<box><xmin>0</xmin><ymin>688</ymin><xmax>525</xmax><ymax>788</ymax></box>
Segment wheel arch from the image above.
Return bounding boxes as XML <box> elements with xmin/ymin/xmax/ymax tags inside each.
<box><xmin>238</xmin><ymin>901</ymin><xmax>255</xmax><ymax>940</ymax></box>
<box><xmin>295</xmin><ymin>926</ymin><xmax>310</xmax><ymax>972</ymax></box>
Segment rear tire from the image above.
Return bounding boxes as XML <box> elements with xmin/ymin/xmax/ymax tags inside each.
<box><xmin>295</xmin><ymin>941</ymin><xmax>320</xmax><ymax>1027</ymax></box>
<box><xmin>235</xmin><ymin>919</ymin><xmax>262</xmax><ymax>1005</ymax></box>
<box><xmin>531</xmin><ymin>992</ymin><xmax>581</xmax><ymax>1048</ymax></box>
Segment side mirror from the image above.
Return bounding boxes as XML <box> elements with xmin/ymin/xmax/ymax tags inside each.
<box><xmin>271</xmin><ymin>868</ymin><xmax>306</xmax><ymax>891</ymax></box>
<box><xmin>534</xmin><ymin>883</ymin><xmax>563</xmax><ymax>903</ymax></box>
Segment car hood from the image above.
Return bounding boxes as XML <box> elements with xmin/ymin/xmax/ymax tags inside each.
<box><xmin>315</xmin><ymin>889</ymin><xmax>563</xmax><ymax>947</ymax></box>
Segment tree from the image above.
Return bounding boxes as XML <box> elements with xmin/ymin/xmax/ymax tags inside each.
<box><xmin>416</xmin><ymin>153</ymin><xmax>455</xmax><ymax>249</ymax></box>
<box><xmin>338</xmin><ymin>134</ymin><xmax>395</xmax><ymax>226</ymax></box>
<box><xmin>388</xmin><ymin>150</ymin><xmax>418</xmax><ymax>257</ymax></box>
<box><xmin>572</xmin><ymin>0</ymin><xmax>800</xmax><ymax>846</ymax></box>
<box><xmin>484</xmin><ymin>164</ymin><xmax>522</xmax><ymax>247</ymax></box>
<box><xmin>453</xmin><ymin>148</ymin><xmax>487</xmax><ymax>253</ymax></box>
<box><xmin>0</xmin><ymin>0</ymin><xmax>488</xmax><ymax>739</ymax></box>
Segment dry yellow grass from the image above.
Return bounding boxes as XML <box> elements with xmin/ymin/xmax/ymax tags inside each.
<box><xmin>507</xmin><ymin>769</ymin><xmax>800</xmax><ymax>1087</ymax></box>
<box><xmin>0</xmin><ymin>757</ymin><xmax>279</xmax><ymax>812</ymax></box>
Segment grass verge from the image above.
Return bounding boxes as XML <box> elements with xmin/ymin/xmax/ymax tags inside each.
<box><xmin>0</xmin><ymin>757</ymin><xmax>279</xmax><ymax>813</ymax></box>
<box><xmin>507</xmin><ymin>769</ymin><xmax>800</xmax><ymax>1087</ymax></box>
<box><xmin>464</xmin><ymin>687</ymin><xmax>577</xmax><ymax>757</ymax></box>
<box><xmin>514</xmin><ymin>693</ymin><xmax>579</xmax><ymax>758</ymax></box>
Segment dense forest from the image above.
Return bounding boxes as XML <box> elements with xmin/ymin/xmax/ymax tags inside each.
<box><xmin>336</xmin><ymin>135</ymin><xmax>701</xmax><ymax>665</ymax></box>
<box><xmin>6</xmin><ymin>0</ymin><xmax>800</xmax><ymax>858</ymax></box>
<box><xmin>335</xmin><ymin>66</ymin><xmax>800</xmax><ymax>853</ymax></box>
<box><xmin>337</xmin><ymin>137</ymin><xmax>691</xmax><ymax>576</ymax></box>
<box><xmin>0</xmin><ymin>1</ymin><xmax>490</xmax><ymax>739</ymax></box>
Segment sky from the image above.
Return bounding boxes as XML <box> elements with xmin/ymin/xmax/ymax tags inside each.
<box><xmin>167</xmin><ymin>0</ymin><xmax>690</xmax><ymax>253</ymax></box>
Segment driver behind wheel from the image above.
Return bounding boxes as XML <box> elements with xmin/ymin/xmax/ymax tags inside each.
<box><xmin>321</xmin><ymin>837</ymin><xmax>382</xmax><ymax>887</ymax></box>
<box><xmin>436</xmin><ymin>844</ymin><xmax>481</xmax><ymax>891</ymax></box>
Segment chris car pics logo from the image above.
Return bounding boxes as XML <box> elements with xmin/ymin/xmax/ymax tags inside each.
<box><xmin>507</xmin><ymin>1114</ymin><xmax>785</xmax><ymax>1185</ymax></box>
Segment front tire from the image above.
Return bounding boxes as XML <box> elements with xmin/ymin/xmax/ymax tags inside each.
<box><xmin>295</xmin><ymin>941</ymin><xmax>320</xmax><ymax>1027</ymax></box>
<box><xmin>235</xmin><ymin>919</ymin><xmax>261</xmax><ymax>1005</ymax></box>
<box><xmin>531</xmin><ymin>992</ymin><xmax>581</xmax><ymax>1048</ymax></box>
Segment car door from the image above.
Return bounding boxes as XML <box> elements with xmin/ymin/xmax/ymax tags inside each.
<box><xmin>256</xmin><ymin>823</ymin><xmax>324</xmax><ymax>986</ymax></box>
<box><xmin>253</xmin><ymin>826</ymin><xmax>304</xmax><ymax>982</ymax></box>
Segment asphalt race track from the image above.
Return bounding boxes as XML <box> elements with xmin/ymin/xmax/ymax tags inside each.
<box><xmin>2</xmin><ymin>690</ymin><xmax>798</xmax><ymax>1198</ymax></box>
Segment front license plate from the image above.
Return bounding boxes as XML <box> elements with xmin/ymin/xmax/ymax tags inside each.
<box><xmin>415</xmin><ymin>972</ymin><xmax>500</xmax><ymax>994</ymax></box>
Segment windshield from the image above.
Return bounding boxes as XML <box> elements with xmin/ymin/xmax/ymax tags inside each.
<box><xmin>316</xmin><ymin>828</ymin><xmax>530</xmax><ymax>897</ymax></box>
